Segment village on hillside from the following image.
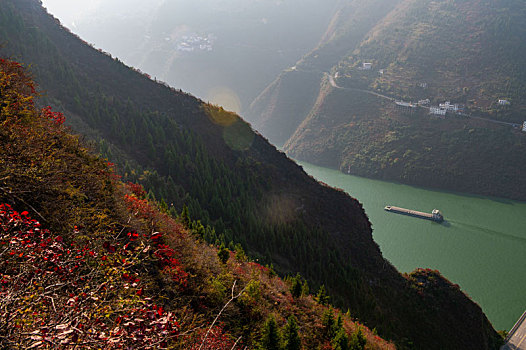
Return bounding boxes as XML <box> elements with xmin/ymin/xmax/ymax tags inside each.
<box><xmin>351</xmin><ymin>61</ymin><xmax>525</xmax><ymax>132</ymax></box>
<box><xmin>175</xmin><ymin>33</ymin><xmax>215</xmax><ymax>53</ymax></box>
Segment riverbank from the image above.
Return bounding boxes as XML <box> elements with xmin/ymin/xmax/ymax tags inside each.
<box><xmin>299</xmin><ymin>160</ymin><xmax>526</xmax><ymax>331</ymax></box>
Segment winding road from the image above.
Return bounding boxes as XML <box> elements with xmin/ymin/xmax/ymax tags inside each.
<box><xmin>327</xmin><ymin>73</ymin><xmax>394</xmax><ymax>101</ymax></box>
<box><xmin>327</xmin><ymin>73</ymin><xmax>521</xmax><ymax>129</ymax></box>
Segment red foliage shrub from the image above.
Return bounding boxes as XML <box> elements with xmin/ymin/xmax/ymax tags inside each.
<box><xmin>40</xmin><ymin>106</ymin><xmax>65</xmax><ymax>125</ymax></box>
<box><xmin>188</xmin><ymin>325</ymin><xmax>239</xmax><ymax>350</ymax></box>
<box><xmin>0</xmin><ymin>203</ymin><xmax>182</xmax><ymax>348</ymax></box>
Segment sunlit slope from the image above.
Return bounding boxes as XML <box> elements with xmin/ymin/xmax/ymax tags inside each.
<box><xmin>339</xmin><ymin>0</ymin><xmax>526</xmax><ymax>121</ymax></box>
<box><xmin>284</xmin><ymin>81</ymin><xmax>526</xmax><ymax>199</ymax></box>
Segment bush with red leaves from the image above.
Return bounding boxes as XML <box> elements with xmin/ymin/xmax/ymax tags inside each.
<box><xmin>0</xmin><ymin>203</ymin><xmax>181</xmax><ymax>349</ymax></box>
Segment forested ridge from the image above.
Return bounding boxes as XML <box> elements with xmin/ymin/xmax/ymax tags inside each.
<box><xmin>0</xmin><ymin>0</ymin><xmax>502</xmax><ymax>348</ymax></box>
<box><xmin>0</xmin><ymin>0</ymin><xmax>371</xmax><ymax>308</ymax></box>
<box><xmin>0</xmin><ymin>57</ymin><xmax>392</xmax><ymax>349</ymax></box>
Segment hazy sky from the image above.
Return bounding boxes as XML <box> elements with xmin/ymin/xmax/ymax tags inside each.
<box><xmin>38</xmin><ymin>0</ymin><xmax>339</xmax><ymax>112</ymax></box>
<box><xmin>41</xmin><ymin>0</ymin><xmax>164</xmax><ymax>28</ymax></box>
<box><xmin>41</xmin><ymin>0</ymin><xmax>102</xmax><ymax>26</ymax></box>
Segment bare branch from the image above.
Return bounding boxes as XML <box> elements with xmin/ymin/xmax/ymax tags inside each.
<box><xmin>0</xmin><ymin>188</ymin><xmax>47</xmax><ymax>222</ymax></box>
<box><xmin>199</xmin><ymin>280</ymin><xmax>246</xmax><ymax>350</ymax></box>
<box><xmin>231</xmin><ymin>336</ymin><xmax>243</xmax><ymax>350</ymax></box>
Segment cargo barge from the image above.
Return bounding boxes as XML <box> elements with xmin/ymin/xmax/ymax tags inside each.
<box><xmin>384</xmin><ymin>206</ymin><xmax>444</xmax><ymax>222</ymax></box>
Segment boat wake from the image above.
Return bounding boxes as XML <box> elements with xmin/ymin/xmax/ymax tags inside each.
<box><xmin>448</xmin><ymin>220</ymin><xmax>526</xmax><ymax>245</ymax></box>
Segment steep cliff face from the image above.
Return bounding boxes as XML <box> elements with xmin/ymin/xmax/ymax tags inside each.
<box><xmin>245</xmin><ymin>0</ymin><xmax>403</xmax><ymax>147</ymax></box>
<box><xmin>0</xmin><ymin>0</ymin><xmax>501</xmax><ymax>348</ymax></box>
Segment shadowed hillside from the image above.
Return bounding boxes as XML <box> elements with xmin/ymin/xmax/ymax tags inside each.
<box><xmin>0</xmin><ymin>57</ymin><xmax>394</xmax><ymax>349</ymax></box>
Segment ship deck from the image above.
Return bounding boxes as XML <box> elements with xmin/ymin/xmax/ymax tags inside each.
<box><xmin>386</xmin><ymin>206</ymin><xmax>435</xmax><ymax>219</ymax></box>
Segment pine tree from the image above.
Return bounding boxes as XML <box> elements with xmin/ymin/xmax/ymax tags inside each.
<box><xmin>315</xmin><ymin>285</ymin><xmax>330</xmax><ymax>305</ymax></box>
<box><xmin>260</xmin><ymin>316</ymin><xmax>282</xmax><ymax>350</ymax></box>
<box><xmin>180</xmin><ymin>204</ymin><xmax>190</xmax><ymax>226</ymax></box>
<box><xmin>234</xmin><ymin>243</ymin><xmax>247</xmax><ymax>261</ymax></box>
<box><xmin>283</xmin><ymin>315</ymin><xmax>301</xmax><ymax>350</ymax></box>
<box><xmin>301</xmin><ymin>280</ymin><xmax>309</xmax><ymax>296</ymax></box>
<box><xmin>349</xmin><ymin>328</ymin><xmax>367</xmax><ymax>350</ymax></box>
<box><xmin>159</xmin><ymin>198</ymin><xmax>168</xmax><ymax>212</ymax></box>
<box><xmin>332</xmin><ymin>329</ymin><xmax>350</xmax><ymax>350</ymax></box>
<box><xmin>321</xmin><ymin>308</ymin><xmax>336</xmax><ymax>340</ymax></box>
<box><xmin>217</xmin><ymin>243</ymin><xmax>229</xmax><ymax>264</ymax></box>
<box><xmin>290</xmin><ymin>274</ymin><xmax>302</xmax><ymax>299</ymax></box>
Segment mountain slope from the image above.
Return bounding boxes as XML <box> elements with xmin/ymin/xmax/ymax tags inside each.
<box><xmin>0</xmin><ymin>1</ymin><xmax>502</xmax><ymax>348</ymax></box>
<box><xmin>284</xmin><ymin>84</ymin><xmax>526</xmax><ymax>199</ymax></box>
<box><xmin>249</xmin><ymin>0</ymin><xmax>526</xmax><ymax>201</ymax></box>
<box><xmin>340</xmin><ymin>0</ymin><xmax>526</xmax><ymax>120</ymax></box>
<box><xmin>0</xmin><ymin>57</ymin><xmax>393</xmax><ymax>349</ymax></box>
<box><xmin>245</xmin><ymin>0</ymin><xmax>403</xmax><ymax>147</ymax></box>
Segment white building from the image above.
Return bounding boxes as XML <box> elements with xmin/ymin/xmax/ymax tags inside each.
<box><xmin>522</xmin><ymin>121</ymin><xmax>526</xmax><ymax>132</ymax></box>
<box><xmin>439</xmin><ymin>101</ymin><xmax>450</xmax><ymax>109</ymax></box>
<box><xmin>395</xmin><ymin>101</ymin><xmax>415</xmax><ymax>108</ymax></box>
<box><xmin>362</xmin><ymin>62</ymin><xmax>372</xmax><ymax>70</ymax></box>
<box><xmin>395</xmin><ymin>101</ymin><xmax>417</xmax><ymax>114</ymax></box>
<box><xmin>498</xmin><ymin>99</ymin><xmax>511</xmax><ymax>105</ymax></box>
<box><xmin>418</xmin><ymin>99</ymin><xmax>430</xmax><ymax>106</ymax></box>
<box><xmin>439</xmin><ymin>101</ymin><xmax>460</xmax><ymax>112</ymax></box>
<box><xmin>430</xmin><ymin>107</ymin><xmax>447</xmax><ymax>116</ymax></box>
<box><xmin>177</xmin><ymin>43</ymin><xmax>194</xmax><ymax>52</ymax></box>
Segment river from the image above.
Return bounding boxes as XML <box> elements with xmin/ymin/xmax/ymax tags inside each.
<box><xmin>298</xmin><ymin>161</ymin><xmax>526</xmax><ymax>331</ymax></box>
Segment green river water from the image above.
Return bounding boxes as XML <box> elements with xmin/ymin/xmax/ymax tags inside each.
<box><xmin>298</xmin><ymin>161</ymin><xmax>526</xmax><ymax>331</ymax></box>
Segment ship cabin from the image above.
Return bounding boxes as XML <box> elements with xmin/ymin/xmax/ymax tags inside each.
<box><xmin>432</xmin><ymin>209</ymin><xmax>444</xmax><ymax>222</ymax></box>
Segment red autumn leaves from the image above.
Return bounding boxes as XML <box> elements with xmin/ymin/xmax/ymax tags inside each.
<box><xmin>40</xmin><ymin>106</ymin><xmax>65</xmax><ymax>125</ymax></box>
<box><xmin>0</xmin><ymin>203</ymin><xmax>183</xmax><ymax>348</ymax></box>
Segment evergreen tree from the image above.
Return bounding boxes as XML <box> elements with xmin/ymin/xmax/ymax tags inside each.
<box><xmin>349</xmin><ymin>328</ymin><xmax>367</xmax><ymax>350</ymax></box>
<box><xmin>315</xmin><ymin>285</ymin><xmax>330</xmax><ymax>305</ymax></box>
<box><xmin>180</xmin><ymin>204</ymin><xmax>190</xmax><ymax>226</ymax></box>
<box><xmin>290</xmin><ymin>274</ymin><xmax>302</xmax><ymax>299</ymax></box>
<box><xmin>146</xmin><ymin>189</ymin><xmax>156</xmax><ymax>201</ymax></box>
<box><xmin>301</xmin><ymin>280</ymin><xmax>309</xmax><ymax>296</ymax></box>
<box><xmin>192</xmin><ymin>219</ymin><xmax>206</xmax><ymax>237</ymax></box>
<box><xmin>159</xmin><ymin>198</ymin><xmax>168</xmax><ymax>212</ymax></box>
<box><xmin>260</xmin><ymin>316</ymin><xmax>282</xmax><ymax>350</ymax></box>
<box><xmin>321</xmin><ymin>308</ymin><xmax>336</xmax><ymax>340</ymax></box>
<box><xmin>283</xmin><ymin>315</ymin><xmax>301</xmax><ymax>350</ymax></box>
<box><xmin>333</xmin><ymin>329</ymin><xmax>350</xmax><ymax>350</ymax></box>
<box><xmin>234</xmin><ymin>243</ymin><xmax>247</xmax><ymax>261</ymax></box>
<box><xmin>217</xmin><ymin>243</ymin><xmax>229</xmax><ymax>264</ymax></box>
